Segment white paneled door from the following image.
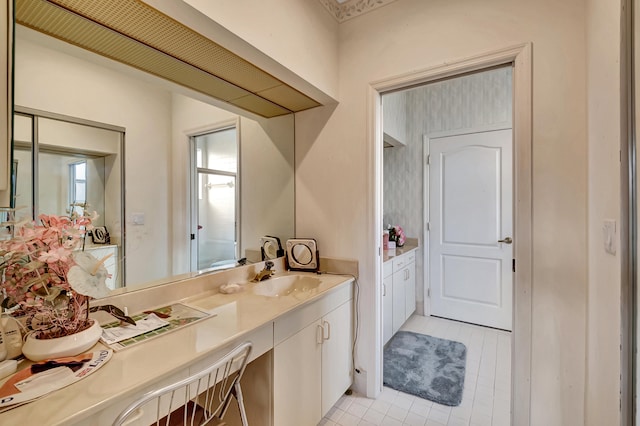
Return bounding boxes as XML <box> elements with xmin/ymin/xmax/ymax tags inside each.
<box><xmin>428</xmin><ymin>129</ymin><xmax>513</xmax><ymax>331</ymax></box>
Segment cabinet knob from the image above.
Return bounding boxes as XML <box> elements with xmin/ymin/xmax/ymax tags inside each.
<box><xmin>323</xmin><ymin>320</ymin><xmax>331</xmax><ymax>341</ymax></box>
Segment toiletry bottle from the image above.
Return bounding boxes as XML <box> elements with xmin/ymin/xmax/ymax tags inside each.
<box><xmin>0</xmin><ymin>321</ymin><xmax>6</xmax><ymax>362</ymax></box>
<box><xmin>0</xmin><ymin>314</ymin><xmax>22</xmax><ymax>359</ymax></box>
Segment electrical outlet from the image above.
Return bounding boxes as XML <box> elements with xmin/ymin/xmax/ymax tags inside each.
<box><xmin>132</xmin><ymin>212</ymin><xmax>145</xmax><ymax>225</ymax></box>
<box><xmin>352</xmin><ymin>367</ymin><xmax>367</xmax><ymax>394</ymax></box>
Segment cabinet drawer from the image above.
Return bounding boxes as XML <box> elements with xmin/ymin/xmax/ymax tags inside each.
<box><xmin>405</xmin><ymin>250</ymin><xmax>416</xmax><ymax>264</ymax></box>
<box><xmin>392</xmin><ymin>250</ymin><xmax>416</xmax><ymax>272</ymax></box>
<box><xmin>392</xmin><ymin>256</ymin><xmax>406</xmax><ymax>272</ymax></box>
<box><xmin>274</xmin><ymin>281</ymin><xmax>353</xmax><ymax>346</ymax></box>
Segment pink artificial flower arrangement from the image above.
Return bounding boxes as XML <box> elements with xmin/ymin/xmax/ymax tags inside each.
<box><xmin>0</xmin><ymin>212</ymin><xmax>110</xmax><ymax>339</ymax></box>
<box><xmin>388</xmin><ymin>225</ymin><xmax>406</xmax><ymax>247</ymax></box>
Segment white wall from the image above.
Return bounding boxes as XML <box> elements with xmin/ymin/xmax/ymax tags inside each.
<box><xmin>239</xmin><ymin>114</ymin><xmax>295</xmax><ymax>254</ymax></box>
<box><xmin>585</xmin><ymin>0</ymin><xmax>622</xmax><ymax>423</ymax></box>
<box><xmin>183</xmin><ymin>0</ymin><xmax>339</xmax><ymax>100</ymax></box>
<box><xmin>296</xmin><ymin>0</ymin><xmax>588</xmax><ymax>424</ymax></box>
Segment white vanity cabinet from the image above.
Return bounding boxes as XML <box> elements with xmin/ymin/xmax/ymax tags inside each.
<box><xmin>384</xmin><ymin>248</ymin><xmax>417</xmax><ymax>341</ymax></box>
<box><xmin>402</xmin><ymin>253</ymin><xmax>416</xmax><ymax>321</ymax></box>
<box><xmin>273</xmin><ymin>282</ymin><xmax>353</xmax><ymax>426</ymax></box>
<box><xmin>274</xmin><ymin>319</ymin><xmax>322</xmax><ymax>425</ymax></box>
<box><xmin>382</xmin><ymin>262</ymin><xmax>394</xmax><ymax>345</ymax></box>
<box><xmin>321</xmin><ymin>300</ymin><xmax>353</xmax><ymax>415</ymax></box>
<box><xmin>0</xmin><ymin>263</ymin><xmax>356</xmax><ymax>426</ymax></box>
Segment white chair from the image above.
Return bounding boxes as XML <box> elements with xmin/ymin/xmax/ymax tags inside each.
<box><xmin>113</xmin><ymin>341</ymin><xmax>252</xmax><ymax>426</ymax></box>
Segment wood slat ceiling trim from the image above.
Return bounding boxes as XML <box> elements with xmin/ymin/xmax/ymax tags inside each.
<box><xmin>17</xmin><ymin>0</ymin><xmax>321</xmax><ymax>117</ymax></box>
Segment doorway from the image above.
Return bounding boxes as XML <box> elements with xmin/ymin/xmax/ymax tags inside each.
<box><xmin>371</xmin><ymin>44</ymin><xmax>532</xmax><ymax>424</ymax></box>
<box><xmin>380</xmin><ymin>66</ymin><xmax>513</xmax><ymax>420</ymax></box>
<box><xmin>189</xmin><ymin>125</ymin><xmax>239</xmax><ymax>272</ymax></box>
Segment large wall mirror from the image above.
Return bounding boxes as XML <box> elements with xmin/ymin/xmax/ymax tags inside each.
<box><xmin>13</xmin><ymin>23</ymin><xmax>295</xmax><ymax>293</ymax></box>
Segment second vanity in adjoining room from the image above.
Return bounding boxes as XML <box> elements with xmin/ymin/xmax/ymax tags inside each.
<box><xmin>0</xmin><ymin>258</ymin><xmax>357</xmax><ymax>426</ymax></box>
<box><xmin>382</xmin><ymin>241</ymin><xmax>419</xmax><ymax>346</ymax></box>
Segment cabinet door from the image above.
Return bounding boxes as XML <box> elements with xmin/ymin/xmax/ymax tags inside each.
<box><xmin>392</xmin><ymin>269</ymin><xmax>405</xmax><ymax>334</ymax></box>
<box><xmin>404</xmin><ymin>262</ymin><xmax>416</xmax><ymax>321</ymax></box>
<box><xmin>383</xmin><ymin>274</ymin><xmax>393</xmax><ymax>345</ymax></box>
<box><xmin>274</xmin><ymin>320</ymin><xmax>323</xmax><ymax>426</ymax></box>
<box><xmin>321</xmin><ymin>301</ymin><xmax>353</xmax><ymax>416</ymax></box>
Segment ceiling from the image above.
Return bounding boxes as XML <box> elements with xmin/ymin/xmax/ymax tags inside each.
<box><xmin>318</xmin><ymin>0</ymin><xmax>398</xmax><ymax>22</ymax></box>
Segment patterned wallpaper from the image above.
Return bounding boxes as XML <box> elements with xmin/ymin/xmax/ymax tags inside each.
<box><xmin>383</xmin><ymin>66</ymin><xmax>512</xmax><ymax>308</ymax></box>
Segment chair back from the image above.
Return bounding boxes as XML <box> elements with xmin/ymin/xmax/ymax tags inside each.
<box><xmin>113</xmin><ymin>341</ymin><xmax>252</xmax><ymax>426</ymax></box>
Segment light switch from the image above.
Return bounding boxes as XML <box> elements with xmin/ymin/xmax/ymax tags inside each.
<box><xmin>132</xmin><ymin>212</ymin><xmax>145</xmax><ymax>225</ymax></box>
<box><xmin>602</xmin><ymin>219</ymin><xmax>616</xmax><ymax>255</ymax></box>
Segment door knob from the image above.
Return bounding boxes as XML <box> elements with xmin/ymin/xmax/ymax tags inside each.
<box><xmin>498</xmin><ymin>237</ymin><xmax>513</xmax><ymax>244</ymax></box>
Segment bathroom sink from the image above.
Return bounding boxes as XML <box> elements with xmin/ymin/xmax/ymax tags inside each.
<box><xmin>253</xmin><ymin>275</ymin><xmax>321</xmax><ymax>297</ymax></box>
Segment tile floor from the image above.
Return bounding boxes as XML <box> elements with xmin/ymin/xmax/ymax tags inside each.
<box><xmin>319</xmin><ymin>314</ymin><xmax>512</xmax><ymax>426</ymax></box>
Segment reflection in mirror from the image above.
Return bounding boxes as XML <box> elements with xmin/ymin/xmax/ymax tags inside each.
<box><xmin>292</xmin><ymin>245</ymin><xmax>313</xmax><ymax>265</ymax></box>
<box><xmin>192</xmin><ymin>126</ymin><xmax>239</xmax><ymax>271</ymax></box>
<box><xmin>13</xmin><ymin>110</ymin><xmax>125</xmax><ymax>289</ymax></box>
<box><xmin>14</xmin><ymin>25</ymin><xmax>295</xmax><ymax>295</ymax></box>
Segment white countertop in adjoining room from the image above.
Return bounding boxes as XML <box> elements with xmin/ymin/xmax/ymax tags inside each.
<box><xmin>383</xmin><ymin>241</ymin><xmax>419</xmax><ymax>263</ymax></box>
<box><xmin>0</xmin><ymin>264</ymin><xmax>354</xmax><ymax>426</ymax></box>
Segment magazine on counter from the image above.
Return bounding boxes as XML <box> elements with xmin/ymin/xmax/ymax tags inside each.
<box><xmin>0</xmin><ymin>349</ymin><xmax>113</xmax><ymax>412</ymax></box>
<box><xmin>100</xmin><ymin>303</ymin><xmax>211</xmax><ymax>351</ymax></box>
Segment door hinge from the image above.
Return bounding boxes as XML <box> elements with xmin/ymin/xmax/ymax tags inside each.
<box><xmin>427</xmin><ymin>288</ymin><xmax>431</xmax><ymax>298</ymax></box>
<box><xmin>190</xmin><ymin>233</ymin><xmax>195</xmax><ymax>240</ymax></box>
<box><xmin>512</xmin><ymin>259</ymin><xmax>516</xmax><ymax>273</ymax></box>
<box><xmin>426</xmin><ymin>154</ymin><xmax>430</xmax><ymax>165</ymax></box>
<box><xmin>426</xmin><ymin>222</ymin><xmax>430</xmax><ymax>231</ymax></box>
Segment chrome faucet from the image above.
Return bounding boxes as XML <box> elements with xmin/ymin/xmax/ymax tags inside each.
<box><xmin>253</xmin><ymin>260</ymin><xmax>275</xmax><ymax>282</ymax></box>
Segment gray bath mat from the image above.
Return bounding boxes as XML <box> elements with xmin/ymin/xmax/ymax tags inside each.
<box><xmin>383</xmin><ymin>331</ymin><xmax>467</xmax><ymax>406</ymax></box>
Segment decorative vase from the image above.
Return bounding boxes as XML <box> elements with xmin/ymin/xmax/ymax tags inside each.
<box><xmin>21</xmin><ymin>319</ymin><xmax>103</xmax><ymax>361</ymax></box>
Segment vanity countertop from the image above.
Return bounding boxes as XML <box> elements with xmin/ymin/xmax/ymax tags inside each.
<box><xmin>0</xmin><ymin>270</ymin><xmax>354</xmax><ymax>426</ymax></box>
<box><xmin>383</xmin><ymin>242</ymin><xmax>419</xmax><ymax>263</ymax></box>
